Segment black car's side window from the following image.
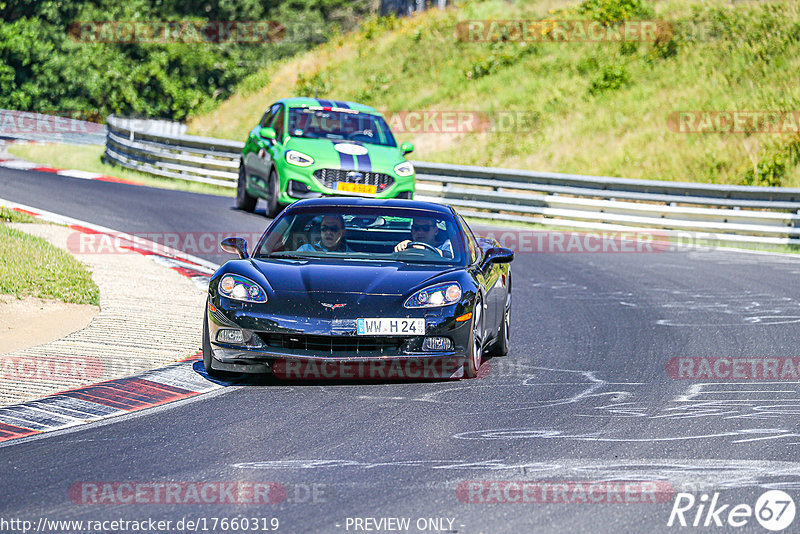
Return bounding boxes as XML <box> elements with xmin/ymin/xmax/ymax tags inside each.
<box><xmin>457</xmin><ymin>215</ymin><xmax>480</xmax><ymax>264</ymax></box>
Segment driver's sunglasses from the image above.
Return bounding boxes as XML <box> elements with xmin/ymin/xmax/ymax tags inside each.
<box><xmin>411</xmin><ymin>224</ymin><xmax>433</xmax><ymax>232</ymax></box>
<box><xmin>321</xmin><ymin>225</ymin><xmax>342</xmax><ymax>233</ymax></box>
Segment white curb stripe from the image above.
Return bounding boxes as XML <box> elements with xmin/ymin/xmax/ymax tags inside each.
<box><xmin>56</xmin><ymin>169</ymin><xmax>104</xmax><ymax>180</ymax></box>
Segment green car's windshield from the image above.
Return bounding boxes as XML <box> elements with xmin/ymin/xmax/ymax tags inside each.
<box><xmin>255</xmin><ymin>206</ymin><xmax>465</xmax><ymax>265</ymax></box>
<box><xmin>287</xmin><ymin>107</ymin><xmax>397</xmax><ymax>147</ymax></box>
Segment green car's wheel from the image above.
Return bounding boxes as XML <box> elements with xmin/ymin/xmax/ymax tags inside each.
<box><xmin>266</xmin><ymin>168</ymin><xmax>283</xmax><ymax>219</ymax></box>
<box><xmin>236</xmin><ymin>163</ymin><xmax>257</xmax><ymax>213</ymax></box>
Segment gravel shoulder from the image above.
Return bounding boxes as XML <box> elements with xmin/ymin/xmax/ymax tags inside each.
<box><xmin>0</xmin><ymin>222</ymin><xmax>207</xmax><ymax>407</ymax></box>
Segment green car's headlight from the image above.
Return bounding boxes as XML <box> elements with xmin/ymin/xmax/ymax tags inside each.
<box><xmin>394</xmin><ymin>161</ymin><xmax>414</xmax><ymax>177</ymax></box>
<box><xmin>219</xmin><ymin>274</ymin><xmax>267</xmax><ymax>303</ymax></box>
<box><xmin>404</xmin><ymin>282</ymin><xmax>462</xmax><ymax>308</ymax></box>
<box><xmin>286</xmin><ymin>150</ymin><xmax>314</xmax><ymax>167</ymax></box>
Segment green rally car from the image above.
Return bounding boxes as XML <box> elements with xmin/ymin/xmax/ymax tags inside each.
<box><xmin>237</xmin><ymin>97</ymin><xmax>416</xmax><ymax>217</ymax></box>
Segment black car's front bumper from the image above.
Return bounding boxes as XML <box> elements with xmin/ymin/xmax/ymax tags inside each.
<box><xmin>206</xmin><ymin>304</ymin><xmax>472</xmax><ymax>379</ymax></box>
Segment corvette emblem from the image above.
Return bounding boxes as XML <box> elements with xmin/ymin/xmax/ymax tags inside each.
<box><xmin>320</xmin><ymin>302</ymin><xmax>347</xmax><ymax>309</ymax></box>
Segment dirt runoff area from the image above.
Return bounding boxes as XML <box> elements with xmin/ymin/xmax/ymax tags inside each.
<box><xmin>0</xmin><ymin>294</ymin><xmax>98</xmax><ymax>355</ymax></box>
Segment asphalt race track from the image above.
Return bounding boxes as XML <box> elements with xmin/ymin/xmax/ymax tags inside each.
<box><xmin>3</xmin><ymin>168</ymin><xmax>800</xmax><ymax>533</ymax></box>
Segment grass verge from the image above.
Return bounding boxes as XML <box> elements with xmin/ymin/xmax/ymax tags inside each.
<box><xmin>0</xmin><ymin>207</ymin><xmax>35</xmax><ymax>223</ymax></box>
<box><xmin>0</xmin><ymin>223</ymin><xmax>100</xmax><ymax>305</ymax></box>
<box><xmin>7</xmin><ymin>143</ymin><xmax>233</xmax><ymax>198</ymax></box>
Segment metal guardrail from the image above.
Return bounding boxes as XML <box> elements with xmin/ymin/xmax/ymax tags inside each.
<box><xmin>104</xmin><ymin>115</ymin><xmax>800</xmax><ymax>246</ymax></box>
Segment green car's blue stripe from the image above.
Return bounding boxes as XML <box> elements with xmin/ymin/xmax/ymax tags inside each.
<box><xmin>316</xmin><ymin>98</ymin><xmax>334</xmax><ymax>108</ymax></box>
<box><xmin>356</xmin><ymin>153</ymin><xmax>372</xmax><ymax>171</ymax></box>
<box><xmin>338</xmin><ymin>152</ymin><xmax>356</xmax><ymax>170</ymax></box>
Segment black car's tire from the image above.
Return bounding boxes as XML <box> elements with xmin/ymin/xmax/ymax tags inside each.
<box><xmin>265</xmin><ymin>168</ymin><xmax>283</xmax><ymax>219</ymax></box>
<box><xmin>489</xmin><ymin>274</ymin><xmax>511</xmax><ymax>357</ymax></box>
<box><xmin>236</xmin><ymin>163</ymin><xmax>257</xmax><ymax>213</ymax></box>
<box><xmin>397</xmin><ymin>191</ymin><xmax>413</xmax><ymax>200</ymax></box>
<box><xmin>464</xmin><ymin>296</ymin><xmax>484</xmax><ymax>378</ymax></box>
<box><xmin>202</xmin><ymin>312</ymin><xmax>228</xmax><ymax>379</ymax></box>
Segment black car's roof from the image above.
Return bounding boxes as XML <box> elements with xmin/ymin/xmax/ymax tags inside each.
<box><xmin>284</xmin><ymin>198</ymin><xmax>454</xmax><ymax>215</ymax></box>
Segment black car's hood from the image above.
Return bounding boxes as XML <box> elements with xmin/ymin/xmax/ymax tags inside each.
<box><xmin>251</xmin><ymin>258</ymin><xmax>458</xmax><ymax>297</ymax></box>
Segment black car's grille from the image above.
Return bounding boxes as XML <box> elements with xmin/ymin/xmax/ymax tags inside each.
<box><xmin>257</xmin><ymin>333</ymin><xmax>405</xmax><ymax>355</ymax></box>
<box><xmin>313</xmin><ymin>168</ymin><xmax>394</xmax><ymax>190</ymax></box>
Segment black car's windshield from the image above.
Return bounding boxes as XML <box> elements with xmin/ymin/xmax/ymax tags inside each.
<box><xmin>256</xmin><ymin>206</ymin><xmax>465</xmax><ymax>265</ymax></box>
<box><xmin>287</xmin><ymin>107</ymin><xmax>397</xmax><ymax>147</ymax></box>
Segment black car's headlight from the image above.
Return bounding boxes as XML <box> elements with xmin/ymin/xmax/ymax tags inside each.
<box><xmin>218</xmin><ymin>274</ymin><xmax>267</xmax><ymax>303</ymax></box>
<box><xmin>404</xmin><ymin>282</ymin><xmax>462</xmax><ymax>308</ymax></box>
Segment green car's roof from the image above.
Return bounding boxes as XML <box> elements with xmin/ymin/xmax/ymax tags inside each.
<box><xmin>276</xmin><ymin>97</ymin><xmax>381</xmax><ymax>116</ymax></box>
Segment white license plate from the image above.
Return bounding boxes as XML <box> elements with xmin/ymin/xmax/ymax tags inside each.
<box><xmin>356</xmin><ymin>318</ymin><xmax>425</xmax><ymax>336</ymax></box>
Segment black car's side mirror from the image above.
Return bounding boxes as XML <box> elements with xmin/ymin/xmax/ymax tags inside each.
<box><xmin>481</xmin><ymin>247</ymin><xmax>514</xmax><ymax>268</ymax></box>
<box><xmin>221</xmin><ymin>237</ymin><xmax>249</xmax><ymax>259</ymax></box>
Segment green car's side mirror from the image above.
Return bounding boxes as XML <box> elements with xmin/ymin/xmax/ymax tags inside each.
<box><xmin>401</xmin><ymin>142</ymin><xmax>414</xmax><ymax>155</ymax></box>
<box><xmin>259</xmin><ymin>127</ymin><xmax>277</xmax><ymax>140</ymax></box>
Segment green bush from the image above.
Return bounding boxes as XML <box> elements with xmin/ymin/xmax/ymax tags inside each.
<box><xmin>577</xmin><ymin>0</ymin><xmax>654</xmax><ymax>25</ymax></box>
<box><xmin>465</xmin><ymin>42</ymin><xmax>538</xmax><ymax>80</ymax></box>
<box><xmin>295</xmin><ymin>71</ymin><xmax>332</xmax><ymax>98</ymax></box>
<box><xmin>0</xmin><ymin>0</ymin><xmax>374</xmax><ymax>120</ymax></box>
<box><xmin>743</xmin><ymin>139</ymin><xmax>800</xmax><ymax>187</ymax></box>
<box><xmin>354</xmin><ymin>73</ymin><xmax>393</xmax><ymax>104</ymax></box>
<box><xmin>588</xmin><ymin>64</ymin><xmax>630</xmax><ymax>95</ymax></box>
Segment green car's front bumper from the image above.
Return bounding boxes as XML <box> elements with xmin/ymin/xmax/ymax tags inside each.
<box><xmin>275</xmin><ymin>160</ymin><xmax>415</xmax><ymax>203</ymax></box>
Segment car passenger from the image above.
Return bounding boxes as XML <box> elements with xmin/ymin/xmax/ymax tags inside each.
<box><xmin>394</xmin><ymin>217</ymin><xmax>453</xmax><ymax>258</ymax></box>
<box><xmin>297</xmin><ymin>214</ymin><xmax>353</xmax><ymax>253</ymax></box>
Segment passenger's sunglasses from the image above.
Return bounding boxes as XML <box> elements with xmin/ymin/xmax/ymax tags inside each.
<box><xmin>321</xmin><ymin>225</ymin><xmax>342</xmax><ymax>233</ymax></box>
<box><xmin>411</xmin><ymin>224</ymin><xmax>433</xmax><ymax>232</ymax></box>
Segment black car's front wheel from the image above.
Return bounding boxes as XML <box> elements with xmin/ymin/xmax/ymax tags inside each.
<box><xmin>236</xmin><ymin>163</ymin><xmax>257</xmax><ymax>213</ymax></box>
<box><xmin>464</xmin><ymin>297</ymin><xmax>484</xmax><ymax>378</ymax></box>
<box><xmin>202</xmin><ymin>312</ymin><xmax>228</xmax><ymax>379</ymax></box>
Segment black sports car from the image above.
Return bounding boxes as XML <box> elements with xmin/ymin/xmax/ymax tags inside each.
<box><xmin>203</xmin><ymin>198</ymin><xmax>513</xmax><ymax>380</ymax></box>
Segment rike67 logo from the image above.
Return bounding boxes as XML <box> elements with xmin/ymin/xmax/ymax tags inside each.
<box><xmin>668</xmin><ymin>490</ymin><xmax>795</xmax><ymax>530</ymax></box>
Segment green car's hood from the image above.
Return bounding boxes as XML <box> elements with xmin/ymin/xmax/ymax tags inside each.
<box><xmin>283</xmin><ymin>136</ymin><xmax>404</xmax><ymax>172</ymax></box>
